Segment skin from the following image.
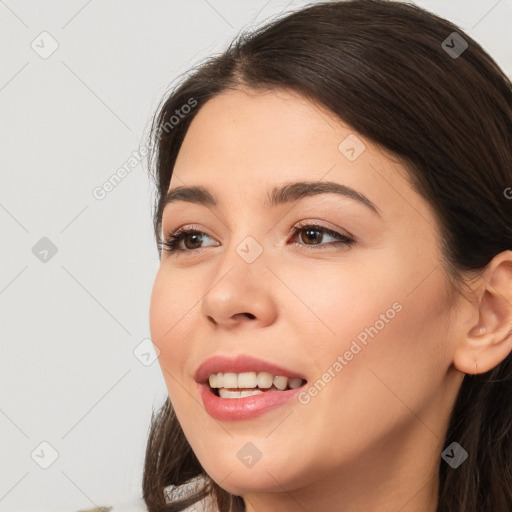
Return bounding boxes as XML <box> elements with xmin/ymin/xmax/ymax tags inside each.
<box><xmin>149</xmin><ymin>87</ymin><xmax>512</xmax><ymax>512</ymax></box>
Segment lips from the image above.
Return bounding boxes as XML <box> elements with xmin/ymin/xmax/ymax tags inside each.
<box><xmin>194</xmin><ymin>353</ymin><xmax>308</xmax><ymax>385</ymax></box>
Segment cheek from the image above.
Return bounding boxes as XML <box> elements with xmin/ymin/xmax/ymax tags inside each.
<box><xmin>275</xmin><ymin>260</ymin><xmax>392</xmax><ymax>358</ymax></box>
<box><xmin>149</xmin><ymin>269</ymin><xmax>193</xmax><ymax>375</ymax></box>
<box><xmin>323</xmin><ymin>265</ymin><xmax>452</xmax><ymax>422</ymax></box>
<box><xmin>149</xmin><ymin>270</ymin><xmax>212</xmax><ymax>438</ymax></box>
<box><xmin>288</xmin><ymin>252</ymin><xmax>451</xmax><ymax>407</ymax></box>
<box><xmin>288</xmin><ymin>272</ymin><xmax>452</xmax><ymax>467</ymax></box>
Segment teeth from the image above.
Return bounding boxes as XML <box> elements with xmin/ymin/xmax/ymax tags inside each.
<box><xmin>218</xmin><ymin>388</ymin><xmax>264</xmax><ymax>399</ymax></box>
<box><xmin>223</xmin><ymin>372</ymin><xmax>238</xmax><ymax>388</ymax></box>
<box><xmin>257</xmin><ymin>372</ymin><xmax>273</xmax><ymax>388</ymax></box>
<box><xmin>208</xmin><ymin>373</ymin><xmax>222</xmax><ymax>388</ymax></box>
<box><xmin>208</xmin><ymin>371</ymin><xmax>305</xmax><ymax>391</ymax></box>
<box><xmin>273</xmin><ymin>376</ymin><xmax>288</xmax><ymax>390</ymax></box>
<box><xmin>238</xmin><ymin>372</ymin><xmax>257</xmax><ymax>388</ymax></box>
<box><xmin>288</xmin><ymin>378</ymin><xmax>303</xmax><ymax>389</ymax></box>
<box><xmin>240</xmin><ymin>389</ymin><xmax>263</xmax><ymax>398</ymax></box>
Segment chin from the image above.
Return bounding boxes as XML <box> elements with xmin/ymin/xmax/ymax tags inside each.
<box><xmin>198</xmin><ymin>452</ymin><xmax>311</xmax><ymax>496</ymax></box>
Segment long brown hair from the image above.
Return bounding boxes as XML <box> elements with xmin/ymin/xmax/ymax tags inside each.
<box><xmin>142</xmin><ymin>1</ymin><xmax>512</xmax><ymax>510</ymax></box>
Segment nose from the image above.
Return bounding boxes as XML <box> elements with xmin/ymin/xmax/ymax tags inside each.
<box><xmin>200</xmin><ymin>260</ymin><xmax>278</xmax><ymax>330</ymax></box>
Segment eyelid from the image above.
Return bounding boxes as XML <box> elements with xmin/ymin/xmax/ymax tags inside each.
<box><xmin>162</xmin><ymin>219</ymin><xmax>353</xmax><ymax>242</ymax></box>
<box><xmin>293</xmin><ymin>219</ymin><xmax>354</xmax><ymax>240</ymax></box>
<box><xmin>159</xmin><ymin>220</ymin><xmax>356</xmax><ymax>256</ymax></box>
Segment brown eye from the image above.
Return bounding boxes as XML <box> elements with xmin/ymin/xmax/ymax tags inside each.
<box><xmin>159</xmin><ymin>228</ymin><xmax>217</xmax><ymax>254</ymax></box>
<box><xmin>291</xmin><ymin>224</ymin><xmax>355</xmax><ymax>249</ymax></box>
<box><xmin>181</xmin><ymin>232</ymin><xmax>205</xmax><ymax>250</ymax></box>
<box><xmin>299</xmin><ymin>227</ymin><xmax>324</xmax><ymax>245</ymax></box>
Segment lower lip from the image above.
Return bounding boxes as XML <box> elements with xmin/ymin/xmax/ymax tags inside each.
<box><xmin>197</xmin><ymin>383</ymin><xmax>305</xmax><ymax>421</ymax></box>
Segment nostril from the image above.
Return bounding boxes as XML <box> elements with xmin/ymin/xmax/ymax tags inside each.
<box><xmin>235</xmin><ymin>313</ymin><xmax>256</xmax><ymax>320</ymax></box>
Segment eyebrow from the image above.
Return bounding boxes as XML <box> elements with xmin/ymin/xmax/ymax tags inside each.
<box><xmin>163</xmin><ymin>180</ymin><xmax>381</xmax><ymax>217</ymax></box>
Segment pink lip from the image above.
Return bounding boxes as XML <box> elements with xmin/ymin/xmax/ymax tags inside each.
<box><xmin>197</xmin><ymin>382</ymin><xmax>304</xmax><ymax>421</ymax></box>
<box><xmin>194</xmin><ymin>353</ymin><xmax>307</xmax><ymax>384</ymax></box>
<box><xmin>194</xmin><ymin>353</ymin><xmax>308</xmax><ymax>421</ymax></box>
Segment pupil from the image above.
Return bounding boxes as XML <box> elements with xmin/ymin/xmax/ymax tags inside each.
<box><xmin>304</xmin><ymin>229</ymin><xmax>321</xmax><ymax>244</ymax></box>
<box><xmin>186</xmin><ymin>233</ymin><xmax>202</xmax><ymax>249</ymax></box>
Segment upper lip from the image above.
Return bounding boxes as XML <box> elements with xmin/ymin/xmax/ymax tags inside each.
<box><xmin>194</xmin><ymin>354</ymin><xmax>308</xmax><ymax>384</ymax></box>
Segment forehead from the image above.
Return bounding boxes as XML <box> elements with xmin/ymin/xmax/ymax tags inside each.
<box><xmin>169</xmin><ymin>88</ymin><xmax>433</xmax><ymax>227</ymax></box>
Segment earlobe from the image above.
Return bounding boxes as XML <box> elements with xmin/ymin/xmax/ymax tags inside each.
<box><xmin>452</xmin><ymin>250</ymin><xmax>512</xmax><ymax>375</ymax></box>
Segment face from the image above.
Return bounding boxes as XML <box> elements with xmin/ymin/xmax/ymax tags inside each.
<box><xmin>149</xmin><ymin>88</ymin><xmax>465</xmax><ymax>505</ymax></box>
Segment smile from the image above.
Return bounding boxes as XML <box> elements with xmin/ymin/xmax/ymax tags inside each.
<box><xmin>209</xmin><ymin>371</ymin><xmax>305</xmax><ymax>398</ymax></box>
<box><xmin>194</xmin><ymin>354</ymin><xmax>308</xmax><ymax>420</ymax></box>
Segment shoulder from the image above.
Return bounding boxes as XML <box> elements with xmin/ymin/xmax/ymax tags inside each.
<box><xmin>164</xmin><ymin>476</ymin><xmax>219</xmax><ymax>512</ymax></box>
<box><xmin>74</xmin><ymin>476</ymin><xmax>219</xmax><ymax>512</ymax></box>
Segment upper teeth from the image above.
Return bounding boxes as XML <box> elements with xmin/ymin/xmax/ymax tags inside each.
<box><xmin>208</xmin><ymin>372</ymin><xmax>304</xmax><ymax>390</ymax></box>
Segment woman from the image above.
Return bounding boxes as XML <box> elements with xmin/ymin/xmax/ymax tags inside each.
<box><xmin>142</xmin><ymin>0</ymin><xmax>512</xmax><ymax>511</ymax></box>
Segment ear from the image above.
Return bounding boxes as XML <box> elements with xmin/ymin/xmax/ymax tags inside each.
<box><xmin>452</xmin><ymin>250</ymin><xmax>512</xmax><ymax>375</ymax></box>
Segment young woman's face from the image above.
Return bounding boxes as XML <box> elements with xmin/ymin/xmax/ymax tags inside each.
<box><xmin>149</xmin><ymin>88</ymin><xmax>465</xmax><ymax>508</ymax></box>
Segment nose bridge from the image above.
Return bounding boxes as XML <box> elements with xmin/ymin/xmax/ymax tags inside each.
<box><xmin>217</xmin><ymin>199</ymin><xmax>269</xmax><ymax>270</ymax></box>
<box><xmin>199</xmin><ymin>225</ymin><xmax>276</xmax><ymax>327</ymax></box>
<box><xmin>211</xmin><ymin>230</ymin><xmax>267</xmax><ymax>294</ymax></box>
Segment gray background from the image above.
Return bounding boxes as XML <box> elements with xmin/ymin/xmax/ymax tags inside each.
<box><xmin>1</xmin><ymin>1</ymin><xmax>511</xmax><ymax>511</ymax></box>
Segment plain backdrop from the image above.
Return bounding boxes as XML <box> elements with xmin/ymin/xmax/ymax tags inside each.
<box><xmin>1</xmin><ymin>1</ymin><xmax>511</xmax><ymax>511</ymax></box>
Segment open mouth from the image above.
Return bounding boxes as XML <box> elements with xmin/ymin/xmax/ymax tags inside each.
<box><xmin>208</xmin><ymin>371</ymin><xmax>307</xmax><ymax>398</ymax></box>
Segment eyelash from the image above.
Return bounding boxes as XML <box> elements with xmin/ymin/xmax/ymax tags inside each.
<box><xmin>158</xmin><ymin>223</ymin><xmax>355</xmax><ymax>255</ymax></box>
